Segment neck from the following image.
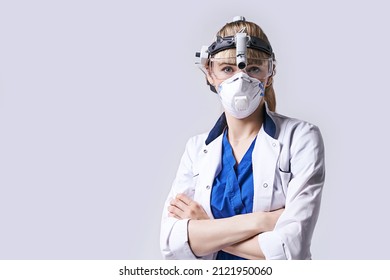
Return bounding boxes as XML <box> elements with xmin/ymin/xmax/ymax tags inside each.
<box><xmin>225</xmin><ymin>104</ymin><xmax>264</xmax><ymax>143</ymax></box>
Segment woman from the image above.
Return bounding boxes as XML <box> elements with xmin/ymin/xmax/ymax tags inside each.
<box><xmin>160</xmin><ymin>16</ymin><xmax>325</xmax><ymax>260</ymax></box>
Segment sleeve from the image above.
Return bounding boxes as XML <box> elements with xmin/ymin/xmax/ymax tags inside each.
<box><xmin>258</xmin><ymin>122</ymin><xmax>325</xmax><ymax>260</ymax></box>
<box><xmin>159</xmin><ymin>137</ymin><xmax>213</xmax><ymax>260</ymax></box>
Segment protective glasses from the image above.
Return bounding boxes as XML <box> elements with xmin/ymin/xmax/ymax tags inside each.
<box><xmin>209</xmin><ymin>57</ymin><xmax>273</xmax><ymax>81</ymax></box>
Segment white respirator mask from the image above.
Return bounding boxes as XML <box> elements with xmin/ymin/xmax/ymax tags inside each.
<box><xmin>217</xmin><ymin>72</ymin><xmax>265</xmax><ymax>119</ymax></box>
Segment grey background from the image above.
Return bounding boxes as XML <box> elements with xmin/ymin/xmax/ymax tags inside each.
<box><xmin>0</xmin><ymin>0</ymin><xmax>389</xmax><ymax>259</ymax></box>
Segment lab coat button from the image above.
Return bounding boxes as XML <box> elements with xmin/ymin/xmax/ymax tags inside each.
<box><xmin>272</xmin><ymin>143</ymin><xmax>276</xmax><ymax>147</ymax></box>
<box><xmin>206</xmin><ymin>185</ymin><xmax>211</xmax><ymax>190</ymax></box>
<box><xmin>203</xmin><ymin>149</ymin><xmax>208</xmax><ymax>153</ymax></box>
<box><xmin>263</xmin><ymin>183</ymin><xmax>268</xmax><ymax>188</ymax></box>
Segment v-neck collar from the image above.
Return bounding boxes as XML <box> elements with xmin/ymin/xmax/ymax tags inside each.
<box><xmin>222</xmin><ymin>129</ymin><xmax>257</xmax><ymax>170</ymax></box>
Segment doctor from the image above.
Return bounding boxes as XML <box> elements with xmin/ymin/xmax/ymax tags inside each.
<box><xmin>160</xmin><ymin>16</ymin><xmax>325</xmax><ymax>260</ymax></box>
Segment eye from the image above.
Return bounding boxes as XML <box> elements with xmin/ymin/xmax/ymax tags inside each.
<box><xmin>221</xmin><ymin>66</ymin><xmax>234</xmax><ymax>73</ymax></box>
<box><xmin>247</xmin><ymin>66</ymin><xmax>261</xmax><ymax>74</ymax></box>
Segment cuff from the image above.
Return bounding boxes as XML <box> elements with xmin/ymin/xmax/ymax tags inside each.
<box><xmin>258</xmin><ymin>231</ymin><xmax>288</xmax><ymax>260</ymax></box>
<box><xmin>169</xmin><ymin>219</ymin><xmax>198</xmax><ymax>259</ymax></box>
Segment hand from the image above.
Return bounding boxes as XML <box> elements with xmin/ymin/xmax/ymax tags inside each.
<box><xmin>220</xmin><ymin>209</ymin><xmax>284</xmax><ymax>259</ymax></box>
<box><xmin>168</xmin><ymin>193</ymin><xmax>209</xmax><ymax>220</ymax></box>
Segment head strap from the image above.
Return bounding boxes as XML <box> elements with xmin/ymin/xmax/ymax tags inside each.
<box><xmin>208</xmin><ymin>35</ymin><xmax>273</xmax><ymax>57</ymax></box>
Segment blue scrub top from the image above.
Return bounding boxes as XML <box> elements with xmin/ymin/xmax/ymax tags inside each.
<box><xmin>210</xmin><ymin>129</ymin><xmax>256</xmax><ymax>260</ymax></box>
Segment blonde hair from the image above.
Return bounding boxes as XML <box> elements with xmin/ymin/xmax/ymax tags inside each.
<box><xmin>212</xmin><ymin>20</ymin><xmax>277</xmax><ymax>111</ymax></box>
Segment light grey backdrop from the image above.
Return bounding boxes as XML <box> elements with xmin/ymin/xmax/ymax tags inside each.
<box><xmin>1</xmin><ymin>0</ymin><xmax>389</xmax><ymax>259</ymax></box>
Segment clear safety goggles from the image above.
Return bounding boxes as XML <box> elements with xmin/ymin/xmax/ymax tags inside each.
<box><xmin>209</xmin><ymin>57</ymin><xmax>273</xmax><ymax>81</ymax></box>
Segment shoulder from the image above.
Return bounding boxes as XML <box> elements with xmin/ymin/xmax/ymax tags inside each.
<box><xmin>268</xmin><ymin>111</ymin><xmax>324</xmax><ymax>155</ymax></box>
<box><xmin>185</xmin><ymin>132</ymin><xmax>209</xmax><ymax>150</ymax></box>
<box><xmin>269</xmin><ymin>112</ymin><xmax>325</xmax><ymax>175</ymax></box>
<box><xmin>269</xmin><ymin>110</ymin><xmax>322</xmax><ymax>139</ymax></box>
<box><xmin>181</xmin><ymin>132</ymin><xmax>210</xmax><ymax>160</ymax></box>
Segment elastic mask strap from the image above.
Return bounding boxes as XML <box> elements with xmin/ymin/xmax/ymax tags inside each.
<box><xmin>207</xmin><ymin>80</ymin><xmax>217</xmax><ymax>93</ymax></box>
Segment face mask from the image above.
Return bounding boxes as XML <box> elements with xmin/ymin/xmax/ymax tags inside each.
<box><xmin>217</xmin><ymin>72</ymin><xmax>264</xmax><ymax>119</ymax></box>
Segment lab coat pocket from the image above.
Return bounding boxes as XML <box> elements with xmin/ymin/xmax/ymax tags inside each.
<box><xmin>173</xmin><ymin>170</ymin><xmax>198</xmax><ymax>199</ymax></box>
<box><xmin>185</xmin><ymin>173</ymin><xmax>199</xmax><ymax>198</ymax></box>
<box><xmin>278</xmin><ymin>168</ymin><xmax>292</xmax><ymax>197</ymax></box>
<box><xmin>192</xmin><ymin>173</ymin><xmax>199</xmax><ymax>188</ymax></box>
<box><xmin>278</xmin><ymin>146</ymin><xmax>291</xmax><ymax>196</ymax></box>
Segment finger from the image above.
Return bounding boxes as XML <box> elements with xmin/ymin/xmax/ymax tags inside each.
<box><xmin>170</xmin><ymin>199</ymin><xmax>188</xmax><ymax>212</ymax></box>
<box><xmin>168</xmin><ymin>212</ymin><xmax>181</xmax><ymax>219</ymax></box>
<box><xmin>168</xmin><ymin>205</ymin><xmax>188</xmax><ymax>220</ymax></box>
<box><xmin>168</xmin><ymin>205</ymin><xmax>183</xmax><ymax>215</ymax></box>
<box><xmin>176</xmin><ymin>193</ymin><xmax>193</xmax><ymax>205</ymax></box>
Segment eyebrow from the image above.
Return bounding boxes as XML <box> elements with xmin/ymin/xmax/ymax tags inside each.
<box><xmin>215</xmin><ymin>62</ymin><xmax>236</xmax><ymax>66</ymax></box>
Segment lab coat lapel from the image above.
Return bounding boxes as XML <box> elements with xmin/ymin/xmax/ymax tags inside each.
<box><xmin>252</xmin><ymin>126</ymin><xmax>281</xmax><ymax>212</ymax></box>
<box><xmin>194</xmin><ymin>134</ymin><xmax>223</xmax><ymax>219</ymax></box>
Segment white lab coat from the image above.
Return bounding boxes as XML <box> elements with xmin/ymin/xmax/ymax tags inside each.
<box><xmin>160</xmin><ymin>105</ymin><xmax>325</xmax><ymax>260</ymax></box>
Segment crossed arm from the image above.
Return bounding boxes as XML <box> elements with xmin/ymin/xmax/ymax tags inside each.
<box><xmin>168</xmin><ymin>193</ymin><xmax>283</xmax><ymax>260</ymax></box>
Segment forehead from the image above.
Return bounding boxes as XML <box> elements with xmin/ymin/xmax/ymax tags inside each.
<box><xmin>212</xmin><ymin>48</ymin><xmax>270</xmax><ymax>60</ymax></box>
<box><xmin>211</xmin><ymin>56</ymin><xmax>269</xmax><ymax>66</ymax></box>
<box><xmin>212</xmin><ymin>57</ymin><xmax>235</xmax><ymax>64</ymax></box>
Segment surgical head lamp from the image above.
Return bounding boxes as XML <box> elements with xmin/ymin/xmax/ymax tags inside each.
<box><xmin>195</xmin><ymin>16</ymin><xmax>274</xmax><ymax>71</ymax></box>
